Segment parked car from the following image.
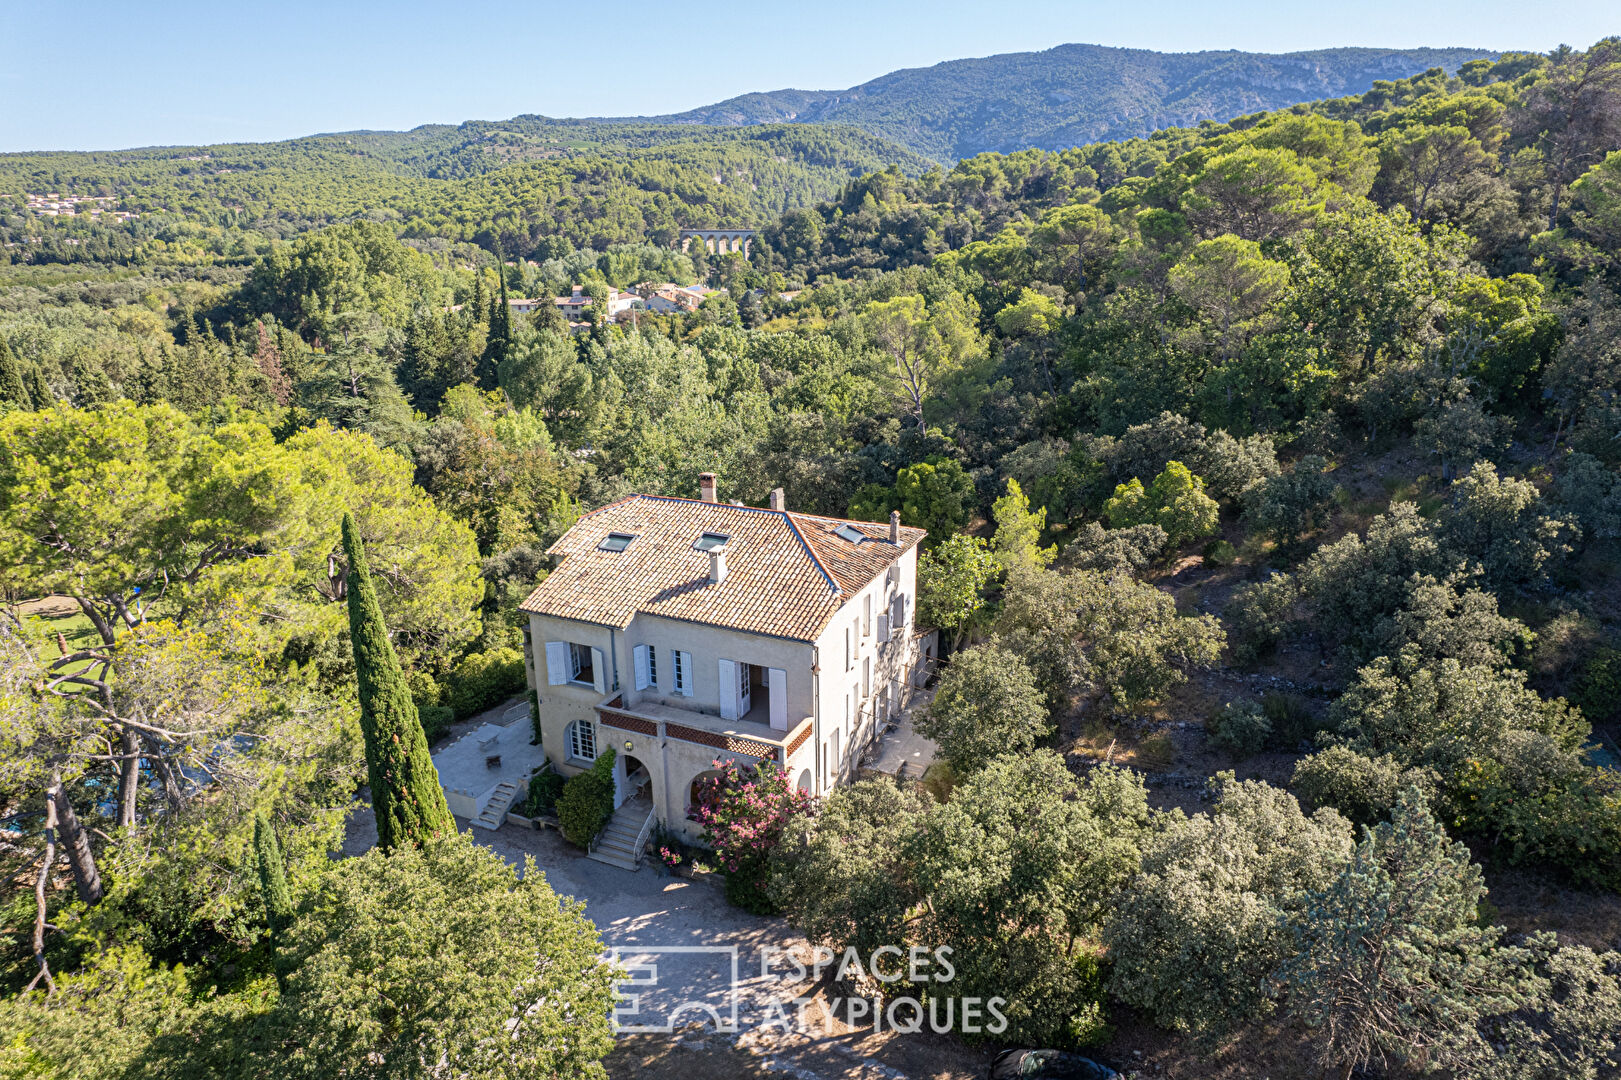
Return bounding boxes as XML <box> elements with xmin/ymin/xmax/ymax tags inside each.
<box><xmin>988</xmin><ymin>1048</ymin><xmax>1118</xmax><ymax>1080</ymax></box>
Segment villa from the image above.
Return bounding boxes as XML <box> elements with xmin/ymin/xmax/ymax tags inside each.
<box><xmin>516</xmin><ymin>472</ymin><xmax>933</xmax><ymax>864</ymax></box>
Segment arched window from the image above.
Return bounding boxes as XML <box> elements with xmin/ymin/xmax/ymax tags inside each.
<box><xmin>567</xmin><ymin>720</ymin><xmax>597</xmax><ymax>763</ymax></box>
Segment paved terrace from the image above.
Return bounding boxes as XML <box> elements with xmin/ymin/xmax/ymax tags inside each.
<box><xmin>432</xmin><ymin>698</ymin><xmax>548</xmax><ymax>819</ymax></box>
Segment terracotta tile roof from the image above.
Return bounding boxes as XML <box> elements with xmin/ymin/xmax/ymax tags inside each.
<box><xmin>519</xmin><ymin>495</ymin><xmax>926</xmax><ymax>641</ymax></box>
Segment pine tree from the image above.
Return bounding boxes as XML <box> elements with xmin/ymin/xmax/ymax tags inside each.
<box><xmin>342</xmin><ymin>512</ymin><xmax>455</xmax><ymax>850</ymax></box>
<box><xmin>1281</xmin><ymin>788</ymin><xmax>1534</xmax><ymax>1079</ymax></box>
<box><xmin>0</xmin><ymin>334</ymin><xmax>29</xmax><ymax>409</ymax></box>
<box><xmin>254</xmin><ymin>808</ymin><xmax>293</xmax><ymax>928</ymax></box>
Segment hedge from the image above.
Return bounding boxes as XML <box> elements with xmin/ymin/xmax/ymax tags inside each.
<box><xmin>557</xmin><ymin>748</ymin><xmax>617</xmax><ymax>848</ymax></box>
<box><xmin>447</xmin><ymin>646</ymin><xmax>527</xmax><ymax>720</ymax></box>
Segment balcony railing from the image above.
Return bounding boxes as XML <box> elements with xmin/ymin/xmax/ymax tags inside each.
<box><xmin>596</xmin><ymin>693</ymin><xmax>812</xmax><ymax>765</ymax></box>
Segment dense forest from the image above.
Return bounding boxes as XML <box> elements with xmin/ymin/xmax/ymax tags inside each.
<box><xmin>0</xmin><ymin>123</ymin><xmax>930</xmax><ymax>267</ymax></box>
<box><xmin>4</xmin><ymin>37</ymin><xmax>1621</xmax><ymax>1080</ymax></box>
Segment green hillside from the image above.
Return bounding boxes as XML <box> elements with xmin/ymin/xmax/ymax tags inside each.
<box><xmin>0</xmin><ymin>124</ymin><xmax>931</xmax><ymax>262</ymax></box>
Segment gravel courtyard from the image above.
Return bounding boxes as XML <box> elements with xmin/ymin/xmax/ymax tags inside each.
<box><xmin>340</xmin><ymin>700</ymin><xmax>987</xmax><ymax>1080</ymax></box>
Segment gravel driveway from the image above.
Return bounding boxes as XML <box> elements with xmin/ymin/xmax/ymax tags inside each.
<box><xmin>342</xmin><ymin>797</ymin><xmax>985</xmax><ymax>1080</ymax></box>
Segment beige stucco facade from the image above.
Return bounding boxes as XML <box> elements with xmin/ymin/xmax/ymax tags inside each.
<box><xmin>522</xmin><ymin>543</ymin><xmax>923</xmax><ymax>842</ymax></box>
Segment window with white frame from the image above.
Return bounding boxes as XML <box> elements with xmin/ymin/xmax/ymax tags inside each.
<box><xmin>633</xmin><ymin>643</ymin><xmax>660</xmax><ymax>692</ymax></box>
<box><xmin>567</xmin><ymin>720</ymin><xmax>597</xmax><ymax>762</ymax></box>
<box><xmin>672</xmin><ymin>648</ymin><xmax>693</xmax><ymax>696</ymax></box>
<box><xmin>545</xmin><ymin>639</ymin><xmax>604</xmax><ymax>692</ymax></box>
<box><xmin>863</xmin><ymin>594</ymin><xmax>871</xmax><ymax>636</ymax></box>
<box><xmin>862</xmin><ymin>656</ymin><xmax>871</xmax><ymax>698</ymax></box>
<box><xmin>568</xmin><ymin>642</ymin><xmax>595</xmax><ymax>685</ymax></box>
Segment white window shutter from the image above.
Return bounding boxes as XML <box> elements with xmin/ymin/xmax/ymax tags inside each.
<box><xmin>679</xmin><ymin>651</ymin><xmax>693</xmax><ymax>695</ymax></box>
<box><xmin>591</xmin><ymin>647</ymin><xmax>606</xmax><ymax>694</ymax></box>
<box><xmin>544</xmin><ymin>641</ymin><xmax>568</xmax><ymax>686</ymax></box>
<box><xmin>633</xmin><ymin>645</ymin><xmax>649</xmax><ymax>691</ymax></box>
<box><xmin>718</xmin><ymin>658</ymin><xmax>738</xmax><ymax>720</ymax></box>
<box><xmin>768</xmin><ymin>667</ymin><xmax>787</xmax><ymax>730</ymax></box>
<box><xmin>877</xmin><ymin>613</ymin><xmax>890</xmax><ymax>642</ymax></box>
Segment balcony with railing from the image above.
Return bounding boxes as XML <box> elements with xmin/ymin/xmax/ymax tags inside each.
<box><xmin>595</xmin><ymin>693</ymin><xmax>813</xmax><ymax>766</ymax></box>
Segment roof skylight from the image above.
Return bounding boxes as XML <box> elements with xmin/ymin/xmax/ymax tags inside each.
<box><xmin>598</xmin><ymin>532</ymin><xmax>636</xmax><ymax>552</ymax></box>
<box><xmin>834</xmin><ymin>524</ymin><xmax>867</xmax><ymax>544</ymax></box>
<box><xmin>694</xmin><ymin>531</ymin><xmax>731</xmax><ymax>551</ymax></box>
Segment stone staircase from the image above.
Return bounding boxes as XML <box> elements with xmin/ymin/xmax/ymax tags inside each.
<box><xmin>588</xmin><ymin>800</ymin><xmax>654</xmax><ymax>870</ymax></box>
<box><xmin>473</xmin><ymin>780</ymin><xmax>522</xmax><ymax>830</ymax></box>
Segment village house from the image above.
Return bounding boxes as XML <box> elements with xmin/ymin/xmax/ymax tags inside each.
<box><xmin>643</xmin><ymin>283</ymin><xmax>717</xmax><ymax>314</ymax></box>
<box><xmin>517</xmin><ymin>473</ymin><xmax>932</xmax><ymax>864</ymax></box>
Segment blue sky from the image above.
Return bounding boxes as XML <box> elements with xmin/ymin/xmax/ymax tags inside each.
<box><xmin>1</xmin><ymin>0</ymin><xmax>1614</xmax><ymax>152</ymax></box>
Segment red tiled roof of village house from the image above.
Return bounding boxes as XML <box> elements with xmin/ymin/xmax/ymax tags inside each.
<box><xmin>518</xmin><ymin>494</ymin><xmax>925</xmax><ymax>641</ymax></box>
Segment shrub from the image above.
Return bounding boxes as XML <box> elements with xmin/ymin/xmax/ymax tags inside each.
<box><xmin>447</xmin><ymin>646</ymin><xmax>526</xmax><ymax>720</ymax></box>
<box><xmin>1059</xmin><ymin>521</ymin><xmax>1169</xmax><ymax>575</ymax></box>
<box><xmin>1202</xmin><ymin>539</ymin><xmax>1237</xmax><ymax>565</ymax></box>
<box><xmin>918</xmin><ymin>644</ymin><xmax>1051</xmax><ymax>774</ymax></box>
<box><xmin>527</xmin><ymin>689</ymin><xmax>541</xmax><ymax>744</ymax></box>
<box><xmin>417</xmin><ymin>705</ymin><xmax>455</xmax><ymax>743</ymax></box>
<box><xmin>1574</xmin><ymin>647</ymin><xmax>1621</xmax><ymax>723</ymax></box>
<box><xmin>1449</xmin><ymin>757</ymin><xmax>1621</xmax><ymax>890</ymax></box>
<box><xmin>406</xmin><ymin>668</ymin><xmax>443</xmax><ymax>707</ymax></box>
<box><xmin>1241</xmin><ymin>454</ymin><xmax>1337</xmax><ymax>543</ymax></box>
<box><xmin>1261</xmin><ymin>692</ymin><xmax>1324</xmax><ymax>750</ymax></box>
<box><xmin>1292</xmin><ymin>746</ymin><xmax>1415</xmax><ymax>826</ymax></box>
<box><xmin>1209</xmin><ymin>701</ymin><xmax>1272</xmax><ymax>758</ymax></box>
<box><xmin>919</xmin><ymin>760</ymin><xmax>957</xmax><ymax>803</ymax></box>
<box><xmin>690</xmin><ymin>758</ymin><xmax>814</xmax><ymax>914</ymax></box>
<box><xmin>1105</xmin><ymin>775</ymin><xmax>1352</xmax><ymax>1039</ymax></box>
<box><xmin>556</xmin><ymin>748</ymin><xmax>616</xmax><ymax>848</ymax></box>
<box><xmin>1104</xmin><ymin>461</ymin><xmax>1220</xmax><ymax>548</ymax></box>
<box><xmin>1136</xmin><ymin>733</ymin><xmax>1178</xmax><ymax>771</ymax></box>
<box><xmin>524</xmin><ymin>769</ymin><xmax>567</xmax><ymax>818</ymax></box>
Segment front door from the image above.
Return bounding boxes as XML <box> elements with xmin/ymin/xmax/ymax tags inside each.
<box><xmin>737</xmin><ymin>661</ymin><xmax>752</xmax><ymax>719</ymax></box>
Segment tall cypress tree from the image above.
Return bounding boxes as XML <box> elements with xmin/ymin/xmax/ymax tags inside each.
<box><xmin>482</xmin><ymin>245</ymin><xmax>511</xmax><ymax>388</ymax></box>
<box><xmin>254</xmin><ymin>809</ymin><xmax>293</xmax><ymax>928</ymax></box>
<box><xmin>0</xmin><ymin>335</ymin><xmax>29</xmax><ymax>409</ymax></box>
<box><xmin>342</xmin><ymin>513</ymin><xmax>455</xmax><ymax>850</ymax></box>
<box><xmin>25</xmin><ymin>364</ymin><xmax>51</xmax><ymax>409</ymax></box>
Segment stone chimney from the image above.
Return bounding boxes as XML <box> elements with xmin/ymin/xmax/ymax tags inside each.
<box><xmin>709</xmin><ymin>548</ymin><xmax>728</xmax><ymax>584</ymax></box>
<box><xmin>768</xmin><ymin>487</ymin><xmax>786</xmax><ymax>511</ymax></box>
<box><xmin>698</xmin><ymin>472</ymin><xmax>717</xmax><ymax>503</ymax></box>
<box><xmin>889</xmin><ymin>510</ymin><xmax>901</xmax><ymax>544</ymax></box>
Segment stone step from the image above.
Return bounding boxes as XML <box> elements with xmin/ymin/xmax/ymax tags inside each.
<box><xmin>471</xmin><ymin>781</ymin><xmax>522</xmax><ymax>831</ymax></box>
<box><xmin>585</xmin><ymin>805</ymin><xmax>652</xmax><ymax>870</ymax></box>
<box><xmin>587</xmin><ymin>848</ymin><xmax>640</xmax><ymax>871</ymax></box>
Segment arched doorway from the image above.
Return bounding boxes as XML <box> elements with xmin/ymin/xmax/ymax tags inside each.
<box><xmin>796</xmin><ymin>768</ymin><xmax>812</xmax><ymax>794</ymax></box>
<box><xmin>688</xmin><ymin>767</ymin><xmax>727</xmax><ymax>822</ymax></box>
<box><xmin>615</xmin><ymin>753</ymin><xmax>650</xmax><ymax>808</ymax></box>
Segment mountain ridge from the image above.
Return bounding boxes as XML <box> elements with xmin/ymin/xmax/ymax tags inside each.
<box><xmin>608</xmin><ymin>42</ymin><xmax>1498</xmax><ymax>161</ymax></box>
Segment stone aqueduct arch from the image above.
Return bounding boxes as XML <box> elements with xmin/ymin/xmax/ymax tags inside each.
<box><xmin>679</xmin><ymin>228</ymin><xmax>755</xmax><ymax>256</ymax></box>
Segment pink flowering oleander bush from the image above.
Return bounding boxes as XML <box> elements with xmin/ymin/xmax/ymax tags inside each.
<box><xmin>689</xmin><ymin>758</ymin><xmax>814</xmax><ymax>914</ymax></box>
<box><xmin>658</xmin><ymin>846</ymin><xmax>682</xmax><ymax>869</ymax></box>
